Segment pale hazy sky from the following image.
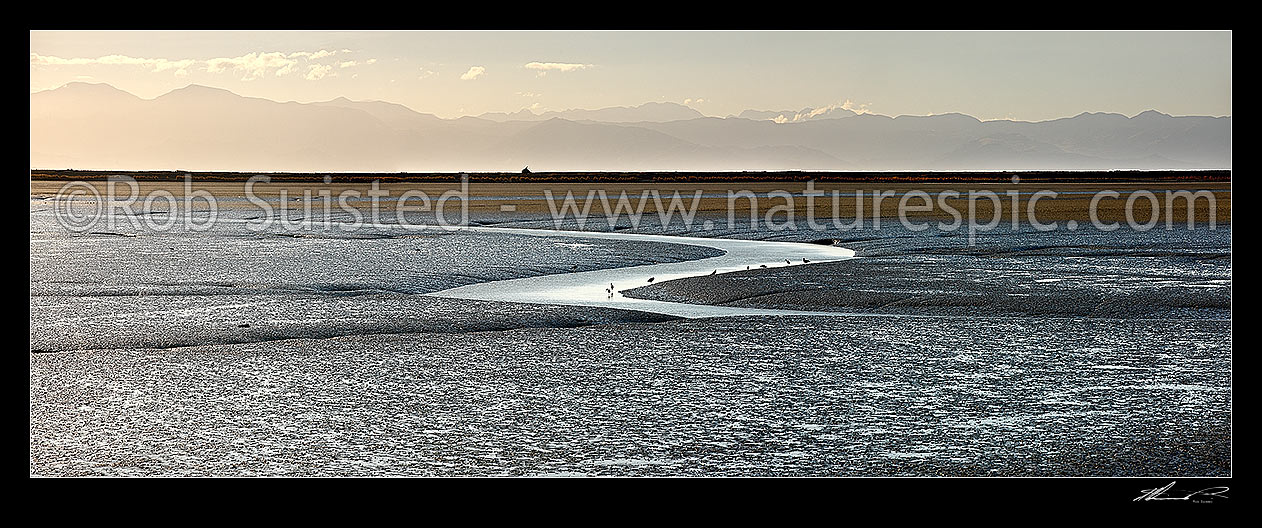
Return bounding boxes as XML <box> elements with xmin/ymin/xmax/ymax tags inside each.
<box><xmin>30</xmin><ymin>30</ymin><xmax>1231</xmax><ymax>121</ymax></box>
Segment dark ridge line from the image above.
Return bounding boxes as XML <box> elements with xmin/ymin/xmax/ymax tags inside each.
<box><xmin>28</xmin><ymin>312</ymin><xmax>686</xmax><ymax>355</ymax></box>
<box><xmin>29</xmin><ymin>302</ymin><xmax>1231</xmax><ymax>355</ymax></box>
<box><xmin>31</xmin><ymin>169</ymin><xmax>1231</xmax><ymax>184</ymax></box>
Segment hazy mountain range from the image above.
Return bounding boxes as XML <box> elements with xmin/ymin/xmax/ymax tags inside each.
<box><xmin>30</xmin><ymin>83</ymin><xmax>1231</xmax><ymax>172</ymax></box>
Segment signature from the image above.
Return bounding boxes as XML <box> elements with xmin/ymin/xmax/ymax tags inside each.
<box><xmin>1134</xmin><ymin>481</ymin><xmax>1229</xmax><ymax>502</ymax></box>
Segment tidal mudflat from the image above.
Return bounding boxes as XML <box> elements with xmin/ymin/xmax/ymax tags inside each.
<box><xmin>29</xmin><ymin>181</ymin><xmax>1231</xmax><ymax>476</ymax></box>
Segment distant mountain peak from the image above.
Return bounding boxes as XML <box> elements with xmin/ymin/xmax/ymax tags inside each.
<box><xmin>1070</xmin><ymin>111</ymin><xmax>1129</xmax><ymax>120</ymax></box>
<box><xmin>638</xmin><ymin>101</ymin><xmax>689</xmax><ymax>108</ymax></box>
<box><xmin>42</xmin><ymin>82</ymin><xmax>139</xmax><ymax>98</ymax></box>
<box><xmin>174</xmin><ymin>84</ymin><xmax>228</xmax><ymax>92</ymax></box>
<box><xmin>1133</xmin><ymin>109</ymin><xmax>1173</xmax><ymax>119</ymax></box>
<box><xmin>158</xmin><ymin>84</ymin><xmax>240</xmax><ymax>99</ymax></box>
<box><xmin>893</xmin><ymin>112</ymin><xmax>980</xmax><ymax>123</ymax></box>
<box><xmin>55</xmin><ymin>81</ymin><xmax>121</xmax><ymax>90</ymax></box>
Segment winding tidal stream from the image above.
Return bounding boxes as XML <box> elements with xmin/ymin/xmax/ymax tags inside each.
<box><xmin>430</xmin><ymin>226</ymin><xmax>857</xmax><ymax>318</ymax></box>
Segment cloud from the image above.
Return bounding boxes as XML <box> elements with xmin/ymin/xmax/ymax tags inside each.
<box><xmin>515</xmin><ymin>91</ymin><xmax>541</xmax><ymax>98</ymax></box>
<box><xmin>523</xmin><ymin>62</ymin><xmax>593</xmax><ymax>77</ymax></box>
<box><xmin>805</xmin><ymin>107</ymin><xmax>831</xmax><ymax>119</ymax></box>
<box><xmin>287</xmin><ymin>49</ymin><xmax>336</xmax><ymax>60</ymax></box>
<box><xmin>275</xmin><ymin>62</ymin><xmax>298</xmax><ymax>77</ymax></box>
<box><xmin>418</xmin><ymin>68</ymin><xmax>438</xmax><ymax>79</ymax></box>
<box><xmin>790</xmin><ymin>103</ymin><xmax>846</xmax><ymax>122</ymax></box>
<box><xmin>31</xmin><ymin>50</ymin><xmax>345</xmax><ymax>81</ymax></box>
<box><xmin>460</xmin><ymin>66</ymin><xmax>485</xmax><ymax>81</ymax></box>
<box><xmin>524</xmin><ymin>62</ymin><xmax>592</xmax><ymax>72</ymax></box>
<box><xmin>684</xmin><ymin>98</ymin><xmax>706</xmax><ymax>105</ymax></box>
<box><xmin>32</xmin><ymin>52</ymin><xmax>197</xmax><ymax>77</ymax></box>
<box><xmin>305</xmin><ymin>64</ymin><xmax>333</xmax><ymax>81</ymax></box>
<box><xmin>773</xmin><ymin>99</ymin><xmax>872</xmax><ymax>123</ymax></box>
<box><xmin>206</xmin><ymin>52</ymin><xmax>304</xmax><ymax>80</ymax></box>
<box><xmin>840</xmin><ymin>99</ymin><xmax>871</xmax><ymax>115</ymax></box>
<box><xmin>338</xmin><ymin>58</ymin><xmax>377</xmax><ymax>69</ymax></box>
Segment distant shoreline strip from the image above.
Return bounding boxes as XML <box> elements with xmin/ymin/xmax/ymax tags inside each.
<box><xmin>29</xmin><ymin>169</ymin><xmax>1231</xmax><ymax>184</ymax></box>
